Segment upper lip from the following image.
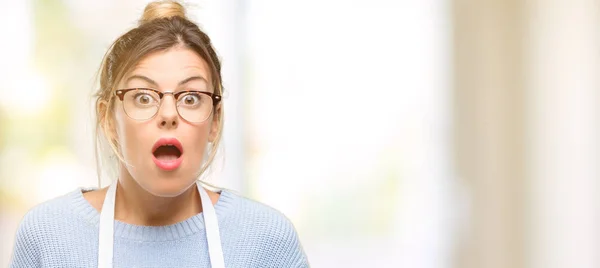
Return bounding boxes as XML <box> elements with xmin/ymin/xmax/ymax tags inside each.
<box><xmin>152</xmin><ymin>137</ymin><xmax>184</xmax><ymax>155</ymax></box>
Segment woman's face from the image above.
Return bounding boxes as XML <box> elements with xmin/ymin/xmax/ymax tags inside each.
<box><xmin>112</xmin><ymin>47</ymin><xmax>218</xmax><ymax>197</ymax></box>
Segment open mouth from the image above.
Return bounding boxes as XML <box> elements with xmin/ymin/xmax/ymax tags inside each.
<box><xmin>152</xmin><ymin>137</ymin><xmax>183</xmax><ymax>171</ymax></box>
<box><xmin>153</xmin><ymin>145</ymin><xmax>182</xmax><ymax>160</ymax></box>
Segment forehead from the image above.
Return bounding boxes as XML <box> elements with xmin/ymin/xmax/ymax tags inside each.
<box><xmin>122</xmin><ymin>47</ymin><xmax>212</xmax><ymax>89</ymax></box>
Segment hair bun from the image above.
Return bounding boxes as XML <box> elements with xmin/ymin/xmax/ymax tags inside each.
<box><xmin>139</xmin><ymin>1</ymin><xmax>186</xmax><ymax>25</ymax></box>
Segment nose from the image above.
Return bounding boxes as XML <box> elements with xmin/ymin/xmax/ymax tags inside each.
<box><xmin>156</xmin><ymin>94</ymin><xmax>179</xmax><ymax>129</ymax></box>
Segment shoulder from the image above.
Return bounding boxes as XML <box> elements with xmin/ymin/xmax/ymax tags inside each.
<box><xmin>219</xmin><ymin>190</ymin><xmax>310</xmax><ymax>267</ymax></box>
<box><xmin>10</xmin><ymin>189</ymin><xmax>85</xmax><ymax>267</ymax></box>
<box><xmin>221</xmin><ymin>190</ymin><xmax>297</xmax><ymax>232</ymax></box>
<box><xmin>18</xmin><ymin>189</ymin><xmax>86</xmax><ymax>230</ymax></box>
<box><xmin>16</xmin><ymin>190</ymin><xmax>75</xmax><ymax>233</ymax></box>
<box><xmin>13</xmin><ymin>189</ymin><xmax>87</xmax><ymax>244</ymax></box>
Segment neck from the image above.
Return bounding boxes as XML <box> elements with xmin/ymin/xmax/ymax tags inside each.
<box><xmin>115</xmin><ymin>173</ymin><xmax>201</xmax><ymax>226</ymax></box>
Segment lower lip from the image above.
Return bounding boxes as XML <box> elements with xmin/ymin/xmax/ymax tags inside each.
<box><xmin>152</xmin><ymin>155</ymin><xmax>183</xmax><ymax>171</ymax></box>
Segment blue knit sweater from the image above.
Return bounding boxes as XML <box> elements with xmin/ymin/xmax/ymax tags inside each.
<box><xmin>9</xmin><ymin>188</ymin><xmax>309</xmax><ymax>267</ymax></box>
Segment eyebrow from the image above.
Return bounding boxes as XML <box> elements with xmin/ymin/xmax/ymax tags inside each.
<box><xmin>178</xmin><ymin>76</ymin><xmax>207</xmax><ymax>85</ymax></box>
<box><xmin>125</xmin><ymin>75</ymin><xmax>207</xmax><ymax>87</ymax></box>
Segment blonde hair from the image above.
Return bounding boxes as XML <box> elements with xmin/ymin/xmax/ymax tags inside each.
<box><xmin>94</xmin><ymin>0</ymin><xmax>224</xmax><ymax>187</ymax></box>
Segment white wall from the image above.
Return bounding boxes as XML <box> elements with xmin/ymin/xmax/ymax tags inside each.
<box><xmin>526</xmin><ymin>0</ymin><xmax>600</xmax><ymax>267</ymax></box>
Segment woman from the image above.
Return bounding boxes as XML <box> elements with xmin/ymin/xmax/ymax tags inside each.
<box><xmin>10</xmin><ymin>1</ymin><xmax>309</xmax><ymax>267</ymax></box>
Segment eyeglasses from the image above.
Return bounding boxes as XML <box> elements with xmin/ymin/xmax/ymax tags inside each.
<box><xmin>115</xmin><ymin>88</ymin><xmax>221</xmax><ymax>123</ymax></box>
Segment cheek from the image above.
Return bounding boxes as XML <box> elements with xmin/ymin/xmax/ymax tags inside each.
<box><xmin>182</xmin><ymin>123</ymin><xmax>212</xmax><ymax>161</ymax></box>
<box><xmin>114</xmin><ymin>110</ymin><xmax>149</xmax><ymax>161</ymax></box>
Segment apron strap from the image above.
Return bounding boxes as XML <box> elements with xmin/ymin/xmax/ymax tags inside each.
<box><xmin>98</xmin><ymin>181</ymin><xmax>117</xmax><ymax>268</ymax></box>
<box><xmin>197</xmin><ymin>182</ymin><xmax>225</xmax><ymax>268</ymax></box>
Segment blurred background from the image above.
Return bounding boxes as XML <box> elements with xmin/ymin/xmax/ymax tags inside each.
<box><xmin>0</xmin><ymin>0</ymin><xmax>598</xmax><ymax>267</ymax></box>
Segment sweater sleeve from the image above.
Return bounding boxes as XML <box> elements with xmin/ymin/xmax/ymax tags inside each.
<box><xmin>9</xmin><ymin>212</ymin><xmax>42</xmax><ymax>268</ymax></box>
<box><xmin>281</xmin><ymin>229</ymin><xmax>310</xmax><ymax>268</ymax></box>
<box><xmin>266</xmin><ymin>217</ymin><xmax>310</xmax><ymax>268</ymax></box>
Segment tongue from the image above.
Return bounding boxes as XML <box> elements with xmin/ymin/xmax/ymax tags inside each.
<box><xmin>154</xmin><ymin>146</ymin><xmax>180</xmax><ymax>161</ymax></box>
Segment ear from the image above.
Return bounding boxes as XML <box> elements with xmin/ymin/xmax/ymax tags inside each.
<box><xmin>208</xmin><ymin>103</ymin><xmax>221</xmax><ymax>142</ymax></box>
<box><xmin>97</xmin><ymin>99</ymin><xmax>118</xmax><ymax>145</ymax></box>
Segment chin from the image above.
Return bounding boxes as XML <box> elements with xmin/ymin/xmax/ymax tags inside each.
<box><xmin>138</xmin><ymin>176</ymin><xmax>197</xmax><ymax>198</ymax></box>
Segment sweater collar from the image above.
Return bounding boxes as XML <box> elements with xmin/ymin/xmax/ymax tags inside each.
<box><xmin>69</xmin><ymin>186</ymin><xmax>237</xmax><ymax>241</ymax></box>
